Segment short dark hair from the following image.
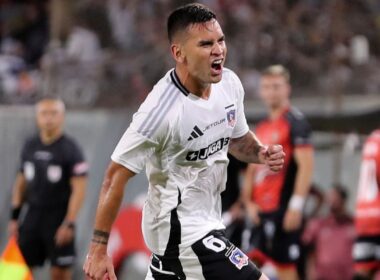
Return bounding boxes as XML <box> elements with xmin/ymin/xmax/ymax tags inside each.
<box><xmin>167</xmin><ymin>3</ymin><xmax>216</xmax><ymax>42</ymax></box>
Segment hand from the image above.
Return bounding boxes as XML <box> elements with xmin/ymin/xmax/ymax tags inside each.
<box><xmin>8</xmin><ymin>220</ymin><xmax>19</xmax><ymax>239</ymax></box>
<box><xmin>246</xmin><ymin>203</ymin><xmax>261</xmax><ymax>225</ymax></box>
<box><xmin>55</xmin><ymin>224</ymin><xmax>74</xmax><ymax>247</ymax></box>
<box><xmin>229</xmin><ymin>202</ymin><xmax>244</xmax><ymax>222</ymax></box>
<box><xmin>84</xmin><ymin>249</ymin><xmax>117</xmax><ymax>280</ymax></box>
<box><xmin>283</xmin><ymin>208</ymin><xmax>302</xmax><ymax>232</ymax></box>
<box><xmin>259</xmin><ymin>145</ymin><xmax>285</xmax><ymax>172</ymax></box>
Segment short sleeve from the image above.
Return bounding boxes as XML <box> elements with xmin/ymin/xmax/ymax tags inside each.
<box><xmin>68</xmin><ymin>140</ymin><xmax>88</xmax><ymax>177</ymax></box>
<box><xmin>111</xmin><ymin>92</ymin><xmax>170</xmax><ymax>174</ymax></box>
<box><xmin>231</xmin><ymin>73</ymin><xmax>249</xmax><ymax>139</ymax></box>
<box><xmin>288</xmin><ymin>110</ymin><xmax>312</xmax><ymax>147</ymax></box>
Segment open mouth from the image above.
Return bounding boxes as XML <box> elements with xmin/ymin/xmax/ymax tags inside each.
<box><xmin>211</xmin><ymin>59</ymin><xmax>223</xmax><ymax>72</ymax></box>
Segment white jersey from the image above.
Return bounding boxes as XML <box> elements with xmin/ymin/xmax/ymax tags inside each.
<box><xmin>111</xmin><ymin>68</ymin><xmax>249</xmax><ymax>256</ymax></box>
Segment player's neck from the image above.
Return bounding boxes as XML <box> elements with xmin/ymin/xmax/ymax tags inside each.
<box><xmin>40</xmin><ymin>129</ymin><xmax>63</xmax><ymax>145</ymax></box>
<box><xmin>175</xmin><ymin>67</ymin><xmax>211</xmax><ymax>99</ymax></box>
<box><xmin>268</xmin><ymin>103</ymin><xmax>289</xmax><ymax>120</ymax></box>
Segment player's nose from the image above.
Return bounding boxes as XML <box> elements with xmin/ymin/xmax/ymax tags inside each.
<box><xmin>211</xmin><ymin>42</ymin><xmax>223</xmax><ymax>56</ymax></box>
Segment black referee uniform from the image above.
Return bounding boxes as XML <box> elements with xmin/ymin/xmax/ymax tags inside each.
<box><xmin>17</xmin><ymin>134</ymin><xmax>88</xmax><ymax>267</ymax></box>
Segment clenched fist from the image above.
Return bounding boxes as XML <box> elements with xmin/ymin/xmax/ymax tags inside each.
<box><xmin>259</xmin><ymin>145</ymin><xmax>285</xmax><ymax>172</ymax></box>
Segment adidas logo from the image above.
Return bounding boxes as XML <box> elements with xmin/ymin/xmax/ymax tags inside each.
<box><xmin>187</xmin><ymin>126</ymin><xmax>204</xmax><ymax>141</ymax></box>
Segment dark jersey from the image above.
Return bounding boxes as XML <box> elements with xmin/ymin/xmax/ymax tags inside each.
<box><xmin>250</xmin><ymin>107</ymin><xmax>312</xmax><ymax>213</ymax></box>
<box><xmin>20</xmin><ymin>134</ymin><xmax>88</xmax><ymax>208</ymax></box>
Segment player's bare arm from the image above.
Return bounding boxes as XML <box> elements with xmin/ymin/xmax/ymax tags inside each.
<box><xmin>283</xmin><ymin>146</ymin><xmax>314</xmax><ymax>231</ymax></box>
<box><xmin>229</xmin><ymin>130</ymin><xmax>285</xmax><ymax>172</ymax></box>
<box><xmin>55</xmin><ymin>175</ymin><xmax>87</xmax><ymax>246</ymax></box>
<box><xmin>84</xmin><ymin>162</ymin><xmax>135</xmax><ymax>280</ymax></box>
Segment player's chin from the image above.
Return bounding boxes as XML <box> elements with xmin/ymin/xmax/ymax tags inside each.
<box><xmin>209</xmin><ymin>73</ymin><xmax>223</xmax><ymax>83</ymax></box>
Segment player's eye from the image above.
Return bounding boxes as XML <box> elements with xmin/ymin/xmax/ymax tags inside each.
<box><xmin>199</xmin><ymin>41</ymin><xmax>213</xmax><ymax>47</ymax></box>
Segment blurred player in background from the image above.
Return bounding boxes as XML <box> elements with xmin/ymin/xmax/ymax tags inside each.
<box><xmin>8</xmin><ymin>98</ymin><xmax>88</xmax><ymax>280</ymax></box>
<box><xmin>353</xmin><ymin>128</ymin><xmax>380</xmax><ymax>280</ymax></box>
<box><xmin>242</xmin><ymin>65</ymin><xmax>314</xmax><ymax>280</ymax></box>
<box><xmin>302</xmin><ymin>185</ymin><xmax>355</xmax><ymax>280</ymax></box>
<box><xmin>83</xmin><ymin>3</ymin><xmax>285</xmax><ymax>280</ymax></box>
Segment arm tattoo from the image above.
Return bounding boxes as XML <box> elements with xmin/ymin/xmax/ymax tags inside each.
<box><xmin>229</xmin><ymin>132</ymin><xmax>263</xmax><ymax>162</ymax></box>
<box><xmin>93</xmin><ymin>229</ymin><xmax>110</xmax><ymax>240</ymax></box>
<box><xmin>91</xmin><ymin>238</ymin><xmax>108</xmax><ymax>245</ymax></box>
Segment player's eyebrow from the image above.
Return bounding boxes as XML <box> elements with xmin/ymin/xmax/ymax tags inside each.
<box><xmin>198</xmin><ymin>39</ymin><xmax>213</xmax><ymax>46</ymax></box>
<box><xmin>198</xmin><ymin>35</ymin><xmax>225</xmax><ymax>46</ymax></box>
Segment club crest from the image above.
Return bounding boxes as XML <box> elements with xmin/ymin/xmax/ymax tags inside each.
<box><xmin>226</xmin><ymin>109</ymin><xmax>236</xmax><ymax>127</ymax></box>
<box><xmin>229</xmin><ymin>248</ymin><xmax>248</xmax><ymax>270</ymax></box>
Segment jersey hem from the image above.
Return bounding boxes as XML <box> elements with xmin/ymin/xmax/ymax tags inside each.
<box><xmin>111</xmin><ymin>156</ymin><xmax>141</xmax><ymax>174</ymax></box>
<box><xmin>231</xmin><ymin>127</ymin><xmax>249</xmax><ymax>139</ymax></box>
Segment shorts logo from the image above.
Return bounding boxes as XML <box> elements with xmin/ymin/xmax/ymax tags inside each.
<box><xmin>47</xmin><ymin>165</ymin><xmax>62</xmax><ymax>183</ymax></box>
<box><xmin>229</xmin><ymin>248</ymin><xmax>248</xmax><ymax>270</ymax></box>
<box><xmin>186</xmin><ymin>137</ymin><xmax>230</xmax><ymax>161</ymax></box>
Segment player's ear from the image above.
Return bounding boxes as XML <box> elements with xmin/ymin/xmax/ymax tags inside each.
<box><xmin>170</xmin><ymin>43</ymin><xmax>185</xmax><ymax>64</ymax></box>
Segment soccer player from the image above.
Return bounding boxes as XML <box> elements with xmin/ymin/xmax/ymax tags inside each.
<box><xmin>8</xmin><ymin>98</ymin><xmax>88</xmax><ymax>280</ymax></box>
<box><xmin>83</xmin><ymin>4</ymin><xmax>285</xmax><ymax>280</ymax></box>
<box><xmin>242</xmin><ymin>65</ymin><xmax>314</xmax><ymax>280</ymax></box>
<box><xmin>353</xmin><ymin>128</ymin><xmax>380</xmax><ymax>280</ymax></box>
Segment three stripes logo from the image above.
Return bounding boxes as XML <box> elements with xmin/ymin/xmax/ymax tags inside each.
<box><xmin>187</xmin><ymin>126</ymin><xmax>204</xmax><ymax>141</ymax></box>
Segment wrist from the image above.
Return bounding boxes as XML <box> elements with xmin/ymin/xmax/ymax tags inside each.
<box><xmin>288</xmin><ymin>195</ymin><xmax>305</xmax><ymax>211</ymax></box>
<box><xmin>10</xmin><ymin>206</ymin><xmax>21</xmax><ymax>221</ymax></box>
<box><xmin>63</xmin><ymin>221</ymin><xmax>75</xmax><ymax>230</ymax></box>
<box><xmin>91</xmin><ymin>229</ymin><xmax>110</xmax><ymax>247</ymax></box>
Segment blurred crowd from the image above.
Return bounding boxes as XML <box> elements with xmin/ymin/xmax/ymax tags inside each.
<box><xmin>0</xmin><ymin>0</ymin><xmax>379</xmax><ymax>106</ymax></box>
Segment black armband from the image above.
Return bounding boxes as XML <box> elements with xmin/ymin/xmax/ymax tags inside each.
<box><xmin>11</xmin><ymin>206</ymin><xmax>21</xmax><ymax>221</ymax></box>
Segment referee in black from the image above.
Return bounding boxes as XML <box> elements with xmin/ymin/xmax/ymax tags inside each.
<box><xmin>8</xmin><ymin>98</ymin><xmax>88</xmax><ymax>280</ymax></box>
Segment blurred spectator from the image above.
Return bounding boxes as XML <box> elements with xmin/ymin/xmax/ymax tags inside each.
<box><xmin>302</xmin><ymin>185</ymin><xmax>355</xmax><ymax>280</ymax></box>
<box><xmin>0</xmin><ymin>38</ymin><xmax>40</xmax><ymax>102</ymax></box>
<box><xmin>2</xmin><ymin>0</ymin><xmax>380</xmax><ymax>106</ymax></box>
<box><xmin>353</xmin><ymin>128</ymin><xmax>380</xmax><ymax>280</ymax></box>
<box><xmin>0</xmin><ymin>38</ymin><xmax>26</xmax><ymax>97</ymax></box>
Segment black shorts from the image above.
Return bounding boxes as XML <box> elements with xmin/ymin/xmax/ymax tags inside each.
<box><xmin>147</xmin><ymin>230</ymin><xmax>262</xmax><ymax>280</ymax></box>
<box><xmin>249</xmin><ymin>212</ymin><xmax>300</xmax><ymax>266</ymax></box>
<box><xmin>353</xmin><ymin>235</ymin><xmax>380</xmax><ymax>272</ymax></box>
<box><xmin>18</xmin><ymin>205</ymin><xmax>75</xmax><ymax>268</ymax></box>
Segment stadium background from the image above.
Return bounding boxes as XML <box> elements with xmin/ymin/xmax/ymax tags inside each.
<box><xmin>0</xmin><ymin>0</ymin><xmax>379</xmax><ymax>279</ymax></box>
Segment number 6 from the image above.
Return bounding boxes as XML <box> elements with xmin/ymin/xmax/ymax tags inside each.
<box><xmin>202</xmin><ymin>235</ymin><xmax>226</xmax><ymax>252</ymax></box>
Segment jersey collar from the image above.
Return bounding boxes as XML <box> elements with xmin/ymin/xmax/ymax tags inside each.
<box><xmin>170</xmin><ymin>70</ymin><xmax>190</xmax><ymax>96</ymax></box>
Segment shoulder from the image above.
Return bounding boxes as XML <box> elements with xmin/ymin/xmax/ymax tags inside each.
<box><xmin>285</xmin><ymin>107</ymin><xmax>311</xmax><ymax>130</ymax></box>
<box><xmin>60</xmin><ymin>135</ymin><xmax>83</xmax><ymax>151</ymax></box>
<box><xmin>140</xmin><ymin>69</ymin><xmax>183</xmax><ymax>111</ymax></box>
<box><xmin>285</xmin><ymin>107</ymin><xmax>308</xmax><ymax>122</ymax></box>
<box><xmin>221</xmin><ymin>67</ymin><xmax>242</xmax><ymax>85</ymax></box>
<box><xmin>23</xmin><ymin>134</ymin><xmax>39</xmax><ymax>149</ymax></box>
<box><xmin>130</xmin><ymin>70</ymin><xmax>184</xmax><ymax>138</ymax></box>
